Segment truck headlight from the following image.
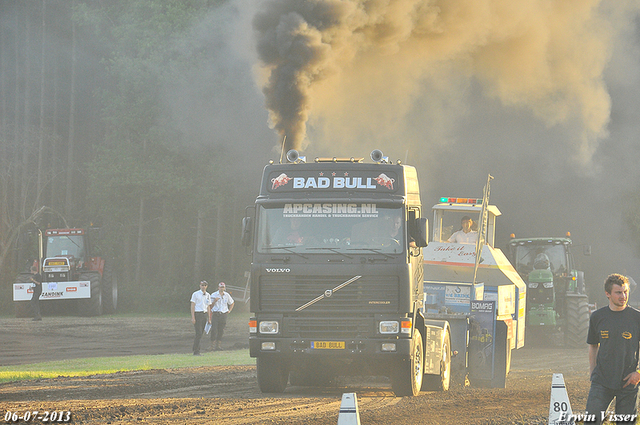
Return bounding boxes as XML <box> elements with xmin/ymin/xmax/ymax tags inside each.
<box><xmin>528</xmin><ymin>282</ymin><xmax>539</xmax><ymax>289</ymax></box>
<box><xmin>259</xmin><ymin>321</ymin><xmax>279</xmax><ymax>334</ymax></box>
<box><xmin>379</xmin><ymin>321</ymin><xmax>399</xmax><ymax>334</ymax></box>
<box><xmin>543</xmin><ymin>282</ymin><xmax>554</xmax><ymax>288</ymax></box>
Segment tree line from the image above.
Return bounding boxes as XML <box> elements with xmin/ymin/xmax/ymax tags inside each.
<box><xmin>3</xmin><ymin>0</ymin><xmax>639</xmax><ymax>316</ymax></box>
<box><xmin>0</xmin><ymin>0</ymin><xmax>259</xmax><ymax>314</ymax></box>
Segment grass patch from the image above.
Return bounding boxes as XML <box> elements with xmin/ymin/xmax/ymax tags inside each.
<box><xmin>0</xmin><ymin>350</ymin><xmax>253</xmax><ymax>384</ymax></box>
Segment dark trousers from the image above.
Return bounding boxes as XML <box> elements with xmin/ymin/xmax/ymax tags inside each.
<box><xmin>192</xmin><ymin>312</ymin><xmax>208</xmax><ymax>354</ymax></box>
<box><xmin>30</xmin><ymin>285</ymin><xmax>42</xmax><ymax>319</ymax></box>
<box><xmin>585</xmin><ymin>381</ymin><xmax>639</xmax><ymax>425</ymax></box>
<box><xmin>210</xmin><ymin>312</ymin><xmax>228</xmax><ymax>342</ymax></box>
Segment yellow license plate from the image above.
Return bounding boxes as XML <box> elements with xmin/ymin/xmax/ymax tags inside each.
<box><xmin>311</xmin><ymin>341</ymin><xmax>345</xmax><ymax>349</ymax></box>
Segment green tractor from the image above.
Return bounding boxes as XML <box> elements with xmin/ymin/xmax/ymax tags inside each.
<box><xmin>506</xmin><ymin>234</ymin><xmax>590</xmax><ymax>348</ymax></box>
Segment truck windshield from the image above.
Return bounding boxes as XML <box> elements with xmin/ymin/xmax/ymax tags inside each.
<box><xmin>512</xmin><ymin>244</ymin><xmax>568</xmax><ymax>276</ymax></box>
<box><xmin>256</xmin><ymin>203</ymin><xmax>405</xmax><ymax>254</ymax></box>
<box><xmin>47</xmin><ymin>236</ymin><xmax>85</xmax><ymax>260</ymax></box>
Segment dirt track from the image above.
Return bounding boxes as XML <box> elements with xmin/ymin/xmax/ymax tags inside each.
<box><xmin>0</xmin><ymin>315</ymin><xmax>592</xmax><ymax>424</ymax></box>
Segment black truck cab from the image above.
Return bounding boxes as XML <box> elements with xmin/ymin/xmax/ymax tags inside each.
<box><xmin>244</xmin><ymin>151</ymin><xmax>431</xmax><ymax>395</ymax></box>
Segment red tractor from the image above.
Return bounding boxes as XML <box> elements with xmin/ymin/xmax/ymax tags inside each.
<box><xmin>13</xmin><ymin>228</ymin><xmax>117</xmax><ymax>317</ymax></box>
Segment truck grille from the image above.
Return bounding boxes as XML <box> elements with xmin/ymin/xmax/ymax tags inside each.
<box><xmin>258</xmin><ymin>275</ymin><xmax>398</xmax><ymax>313</ymax></box>
<box><xmin>284</xmin><ymin>315</ymin><xmax>372</xmax><ymax>338</ymax></box>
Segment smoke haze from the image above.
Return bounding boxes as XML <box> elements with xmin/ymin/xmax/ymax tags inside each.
<box><xmin>253</xmin><ymin>0</ymin><xmax>624</xmax><ymax>162</ymax></box>
<box><xmin>113</xmin><ymin>0</ymin><xmax>640</xmax><ymax>304</ymax></box>
<box><xmin>244</xmin><ymin>0</ymin><xmax>640</xmax><ymax>304</ymax></box>
<box><xmin>4</xmin><ymin>1</ymin><xmax>634</xmax><ymax>306</ymax></box>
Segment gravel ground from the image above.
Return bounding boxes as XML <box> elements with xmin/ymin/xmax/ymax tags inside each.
<box><xmin>0</xmin><ymin>315</ymin><xmax>592</xmax><ymax>424</ymax></box>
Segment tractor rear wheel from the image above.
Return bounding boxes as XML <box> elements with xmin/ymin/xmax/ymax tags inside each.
<box><xmin>565</xmin><ymin>295</ymin><xmax>589</xmax><ymax>348</ymax></box>
<box><xmin>77</xmin><ymin>272</ymin><xmax>102</xmax><ymax>316</ymax></box>
<box><xmin>101</xmin><ymin>263</ymin><xmax>118</xmax><ymax>314</ymax></box>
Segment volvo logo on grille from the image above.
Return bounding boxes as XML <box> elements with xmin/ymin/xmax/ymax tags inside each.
<box><xmin>265</xmin><ymin>268</ymin><xmax>291</xmax><ymax>273</ymax></box>
<box><xmin>324</xmin><ymin>289</ymin><xmax>333</xmax><ymax>297</ymax></box>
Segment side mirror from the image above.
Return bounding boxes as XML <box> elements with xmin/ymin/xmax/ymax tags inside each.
<box><xmin>241</xmin><ymin>216</ymin><xmax>253</xmax><ymax>247</ymax></box>
<box><xmin>412</xmin><ymin>217</ymin><xmax>428</xmax><ymax>247</ymax></box>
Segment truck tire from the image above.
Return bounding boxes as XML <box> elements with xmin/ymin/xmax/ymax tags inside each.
<box><xmin>77</xmin><ymin>272</ymin><xmax>102</xmax><ymax>317</ymax></box>
<box><xmin>565</xmin><ymin>295</ymin><xmax>589</xmax><ymax>348</ymax></box>
<box><xmin>14</xmin><ymin>273</ymin><xmax>34</xmax><ymax>318</ymax></box>
<box><xmin>101</xmin><ymin>263</ymin><xmax>118</xmax><ymax>314</ymax></box>
<box><xmin>257</xmin><ymin>357</ymin><xmax>289</xmax><ymax>393</ymax></box>
<box><xmin>391</xmin><ymin>330</ymin><xmax>424</xmax><ymax>396</ymax></box>
<box><xmin>422</xmin><ymin>331</ymin><xmax>451</xmax><ymax>391</ymax></box>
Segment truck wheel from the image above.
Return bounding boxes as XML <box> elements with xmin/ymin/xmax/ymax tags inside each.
<box><xmin>422</xmin><ymin>331</ymin><xmax>451</xmax><ymax>391</ymax></box>
<box><xmin>14</xmin><ymin>273</ymin><xmax>34</xmax><ymax>318</ymax></box>
<box><xmin>101</xmin><ymin>263</ymin><xmax>118</xmax><ymax>314</ymax></box>
<box><xmin>257</xmin><ymin>357</ymin><xmax>289</xmax><ymax>393</ymax></box>
<box><xmin>565</xmin><ymin>295</ymin><xmax>589</xmax><ymax>348</ymax></box>
<box><xmin>391</xmin><ymin>330</ymin><xmax>423</xmax><ymax>396</ymax></box>
<box><xmin>77</xmin><ymin>272</ymin><xmax>102</xmax><ymax>316</ymax></box>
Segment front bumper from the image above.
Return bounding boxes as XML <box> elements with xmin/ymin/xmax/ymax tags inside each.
<box><xmin>249</xmin><ymin>336</ymin><xmax>413</xmax><ymax>361</ymax></box>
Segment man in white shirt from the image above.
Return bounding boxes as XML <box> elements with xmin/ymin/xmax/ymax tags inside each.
<box><xmin>447</xmin><ymin>216</ymin><xmax>478</xmax><ymax>244</ymax></box>
<box><xmin>209</xmin><ymin>282</ymin><xmax>235</xmax><ymax>351</ymax></box>
<box><xmin>190</xmin><ymin>280</ymin><xmax>211</xmax><ymax>356</ymax></box>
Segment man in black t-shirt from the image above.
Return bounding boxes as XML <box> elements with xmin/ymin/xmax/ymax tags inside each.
<box><xmin>585</xmin><ymin>274</ymin><xmax>640</xmax><ymax>425</ymax></box>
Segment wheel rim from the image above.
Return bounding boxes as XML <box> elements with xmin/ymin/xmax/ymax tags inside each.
<box><xmin>413</xmin><ymin>335</ymin><xmax>423</xmax><ymax>392</ymax></box>
<box><xmin>442</xmin><ymin>341</ymin><xmax>451</xmax><ymax>389</ymax></box>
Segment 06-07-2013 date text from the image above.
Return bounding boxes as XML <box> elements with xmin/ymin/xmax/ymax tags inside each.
<box><xmin>4</xmin><ymin>411</ymin><xmax>71</xmax><ymax>423</ymax></box>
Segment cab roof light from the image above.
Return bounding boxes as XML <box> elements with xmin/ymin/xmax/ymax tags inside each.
<box><xmin>439</xmin><ymin>197</ymin><xmax>482</xmax><ymax>204</ymax></box>
<box><xmin>314</xmin><ymin>157</ymin><xmax>364</xmax><ymax>163</ymax></box>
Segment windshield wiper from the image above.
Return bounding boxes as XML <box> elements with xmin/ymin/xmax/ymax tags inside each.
<box><xmin>304</xmin><ymin>247</ymin><xmax>353</xmax><ymax>259</ymax></box>
<box><xmin>263</xmin><ymin>246</ymin><xmax>308</xmax><ymax>259</ymax></box>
